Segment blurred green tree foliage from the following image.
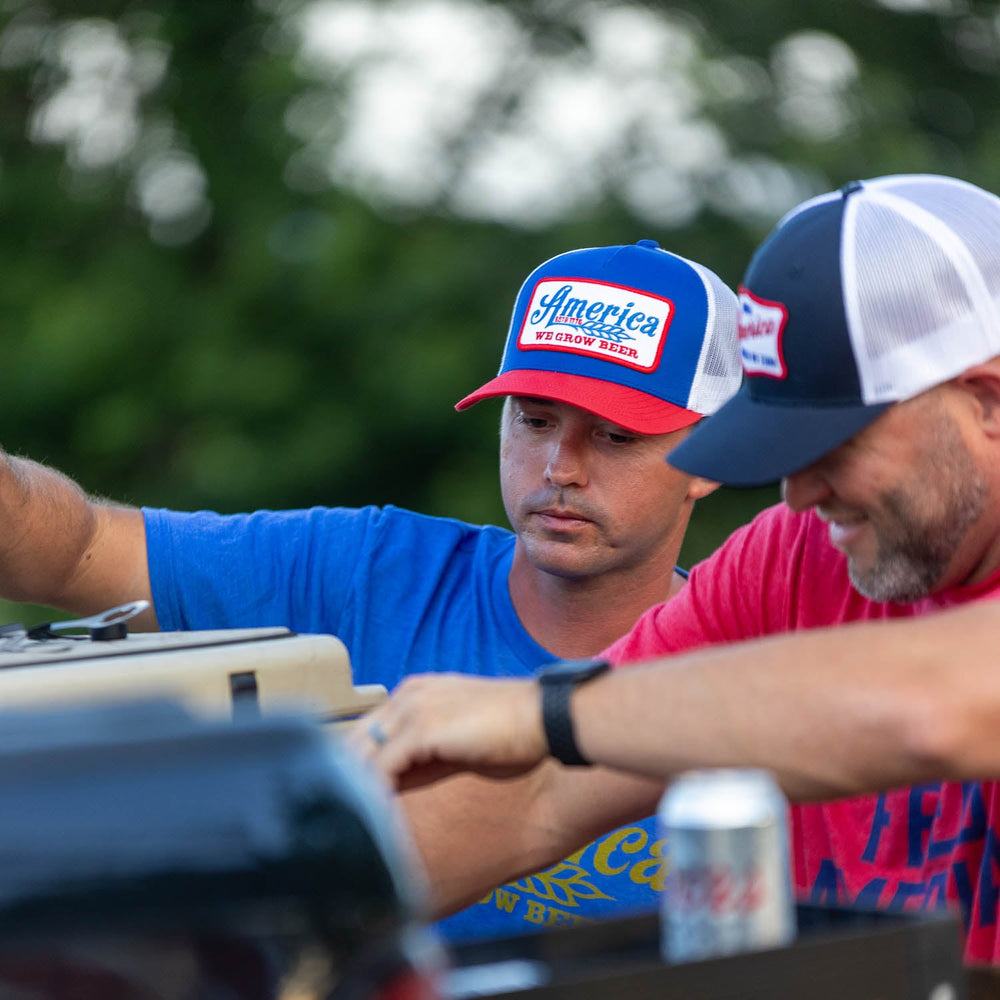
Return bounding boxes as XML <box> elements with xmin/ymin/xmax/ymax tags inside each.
<box><xmin>0</xmin><ymin>0</ymin><xmax>997</xmax><ymax>624</ymax></box>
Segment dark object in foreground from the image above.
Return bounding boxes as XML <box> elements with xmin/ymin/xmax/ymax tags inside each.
<box><xmin>0</xmin><ymin>701</ymin><xmax>439</xmax><ymax>999</ymax></box>
<box><xmin>446</xmin><ymin>902</ymin><xmax>966</xmax><ymax>1000</ymax></box>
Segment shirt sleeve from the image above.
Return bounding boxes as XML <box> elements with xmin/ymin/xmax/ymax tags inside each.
<box><xmin>143</xmin><ymin>506</ymin><xmax>375</xmax><ymax>634</ymax></box>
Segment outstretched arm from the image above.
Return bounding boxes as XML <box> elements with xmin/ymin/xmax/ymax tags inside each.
<box><xmin>0</xmin><ymin>453</ymin><xmax>155</xmax><ymax>627</ymax></box>
<box><xmin>356</xmin><ymin>600</ymin><xmax>1000</xmax><ymax>815</ymax></box>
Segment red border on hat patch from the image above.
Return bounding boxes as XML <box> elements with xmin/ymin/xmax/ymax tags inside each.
<box><xmin>738</xmin><ymin>286</ymin><xmax>788</xmax><ymax>380</ymax></box>
<box><xmin>516</xmin><ymin>277</ymin><xmax>672</xmax><ymax>374</ymax></box>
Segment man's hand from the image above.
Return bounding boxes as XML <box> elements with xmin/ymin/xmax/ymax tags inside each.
<box><xmin>348</xmin><ymin>673</ymin><xmax>548</xmax><ymax>790</ymax></box>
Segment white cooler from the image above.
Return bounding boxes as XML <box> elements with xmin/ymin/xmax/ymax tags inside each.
<box><xmin>0</xmin><ymin>610</ymin><xmax>384</xmax><ymax>728</ymax></box>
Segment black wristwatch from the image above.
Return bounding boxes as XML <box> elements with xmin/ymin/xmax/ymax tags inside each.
<box><xmin>536</xmin><ymin>658</ymin><xmax>611</xmax><ymax>766</ymax></box>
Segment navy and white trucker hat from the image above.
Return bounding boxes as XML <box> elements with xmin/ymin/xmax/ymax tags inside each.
<box><xmin>456</xmin><ymin>240</ymin><xmax>743</xmax><ymax>434</ymax></box>
<box><xmin>668</xmin><ymin>174</ymin><xmax>1000</xmax><ymax>486</ymax></box>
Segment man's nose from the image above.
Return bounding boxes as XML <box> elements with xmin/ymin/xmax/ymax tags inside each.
<box><xmin>544</xmin><ymin>433</ymin><xmax>588</xmax><ymax>488</ymax></box>
<box><xmin>780</xmin><ymin>462</ymin><xmax>833</xmax><ymax>511</ymax></box>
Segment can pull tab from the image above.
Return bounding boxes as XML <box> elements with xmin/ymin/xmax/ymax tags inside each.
<box><xmin>27</xmin><ymin>600</ymin><xmax>151</xmax><ymax>642</ymax></box>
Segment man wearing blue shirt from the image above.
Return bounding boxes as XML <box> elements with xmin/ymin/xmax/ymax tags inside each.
<box><xmin>0</xmin><ymin>239</ymin><xmax>740</xmax><ymax>938</ymax></box>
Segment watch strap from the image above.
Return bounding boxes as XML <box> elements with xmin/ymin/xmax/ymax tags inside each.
<box><xmin>541</xmin><ymin>679</ymin><xmax>590</xmax><ymax>766</ymax></box>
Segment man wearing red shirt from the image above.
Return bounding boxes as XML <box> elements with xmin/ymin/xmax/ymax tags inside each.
<box><xmin>358</xmin><ymin>174</ymin><xmax>1000</xmax><ymax>965</ymax></box>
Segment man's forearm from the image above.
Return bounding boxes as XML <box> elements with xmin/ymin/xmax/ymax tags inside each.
<box><xmin>575</xmin><ymin>604</ymin><xmax>1000</xmax><ymax>799</ymax></box>
<box><xmin>401</xmin><ymin>765</ymin><xmax>664</xmax><ymax>917</ymax></box>
<box><xmin>358</xmin><ymin>601</ymin><xmax>1000</xmax><ymax>804</ymax></box>
<box><xmin>361</xmin><ymin>608</ymin><xmax>1000</xmax><ymax>917</ymax></box>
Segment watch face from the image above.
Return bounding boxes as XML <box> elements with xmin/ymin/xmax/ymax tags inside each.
<box><xmin>538</xmin><ymin>658</ymin><xmax>610</xmax><ymax>685</ymax></box>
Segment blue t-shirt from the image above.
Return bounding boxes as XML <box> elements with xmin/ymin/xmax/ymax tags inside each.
<box><xmin>144</xmin><ymin>504</ymin><xmax>664</xmax><ymax>941</ymax></box>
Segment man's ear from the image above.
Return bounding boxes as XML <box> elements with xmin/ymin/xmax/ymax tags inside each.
<box><xmin>954</xmin><ymin>358</ymin><xmax>1000</xmax><ymax>435</ymax></box>
<box><xmin>686</xmin><ymin>476</ymin><xmax>721</xmax><ymax>502</ymax></box>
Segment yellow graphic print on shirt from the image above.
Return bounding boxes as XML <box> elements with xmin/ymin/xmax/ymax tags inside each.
<box><xmin>476</xmin><ymin>823</ymin><xmax>667</xmax><ymax>930</ymax></box>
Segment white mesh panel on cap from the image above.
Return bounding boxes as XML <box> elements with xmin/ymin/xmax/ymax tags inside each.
<box><xmin>683</xmin><ymin>258</ymin><xmax>742</xmax><ymax>415</ymax></box>
<box><xmin>842</xmin><ymin>176</ymin><xmax>1000</xmax><ymax>405</ymax></box>
<box><xmin>885</xmin><ymin>176</ymin><xmax>1000</xmax><ymax>307</ymax></box>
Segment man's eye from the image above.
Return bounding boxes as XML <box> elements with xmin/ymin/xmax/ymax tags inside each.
<box><xmin>517</xmin><ymin>413</ymin><xmax>548</xmax><ymax>429</ymax></box>
<box><xmin>606</xmin><ymin>431</ymin><xmax>635</xmax><ymax>445</ymax></box>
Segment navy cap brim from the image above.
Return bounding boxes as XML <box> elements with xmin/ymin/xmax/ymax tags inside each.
<box><xmin>665</xmin><ymin>383</ymin><xmax>892</xmax><ymax>486</ymax></box>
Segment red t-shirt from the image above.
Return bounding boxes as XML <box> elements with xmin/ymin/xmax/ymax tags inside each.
<box><xmin>606</xmin><ymin>502</ymin><xmax>1000</xmax><ymax>964</ymax></box>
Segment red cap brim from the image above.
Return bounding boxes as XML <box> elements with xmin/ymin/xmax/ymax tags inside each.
<box><xmin>455</xmin><ymin>370</ymin><xmax>700</xmax><ymax>435</ymax></box>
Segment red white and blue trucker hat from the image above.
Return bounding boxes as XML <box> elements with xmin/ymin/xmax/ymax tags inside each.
<box><xmin>455</xmin><ymin>240</ymin><xmax>742</xmax><ymax>434</ymax></box>
<box><xmin>668</xmin><ymin>174</ymin><xmax>1000</xmax><ymax>486</ymax></box>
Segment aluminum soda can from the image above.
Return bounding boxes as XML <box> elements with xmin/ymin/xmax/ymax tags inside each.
<box><xmin>657</xmin><ymin>768</ymin><xmax>796</xmax><ymax>963</ymax></box>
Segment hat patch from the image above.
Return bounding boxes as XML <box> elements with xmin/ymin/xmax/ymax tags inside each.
<box><xmin>738</xmin><ymin>287</ymin><xmax>787</xmax><ymax>379</ymax></box>
<box><xmin>516</xmin><ymin>278</ymin><xmax>671</xmax><ymax>373</ymax></box>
